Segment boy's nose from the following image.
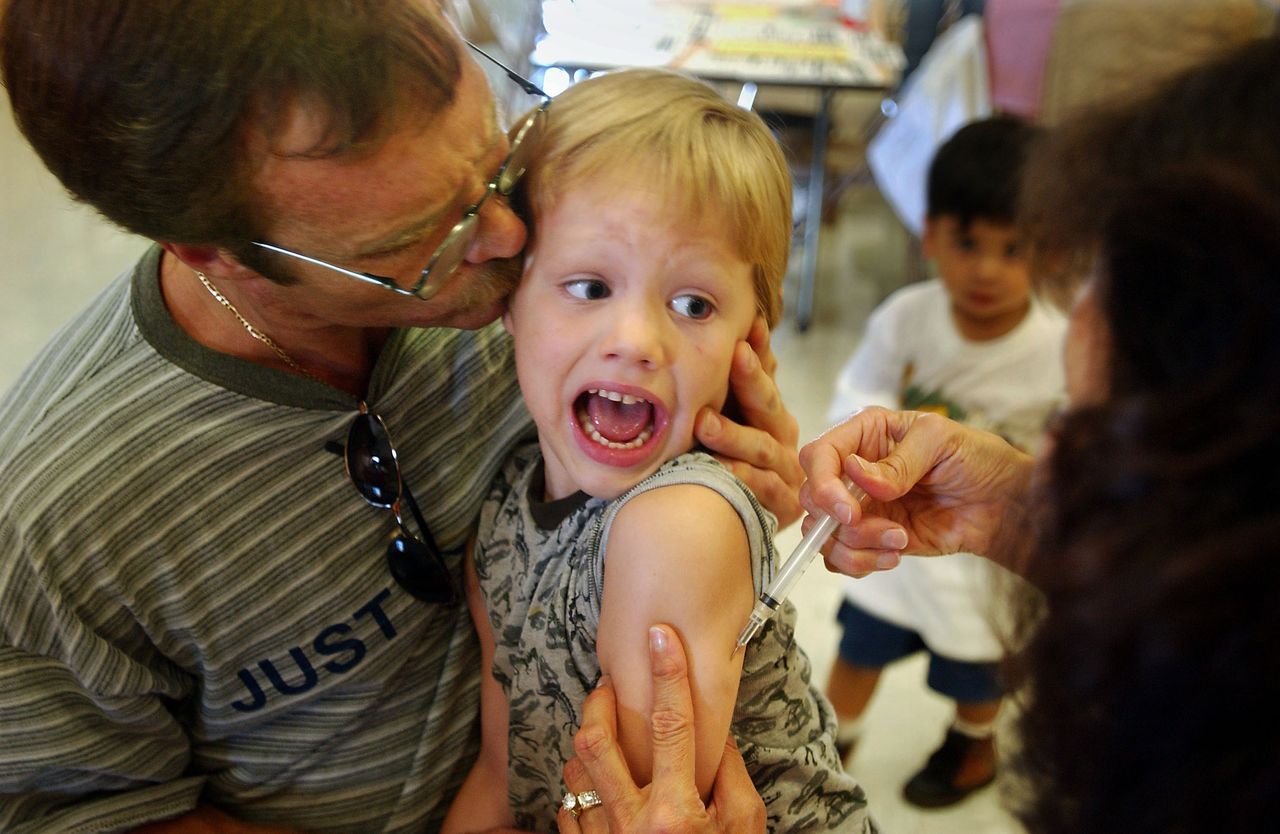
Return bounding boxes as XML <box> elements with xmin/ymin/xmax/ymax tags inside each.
<box><xmin>601</xmin><ymin>303</ymin><xmax>670</xmax><ymax>368</ymax></box>
<box><xmin>974</xmin><ymin>251</ymin><xmax>1005</xmax><ymax>281</ymax></box>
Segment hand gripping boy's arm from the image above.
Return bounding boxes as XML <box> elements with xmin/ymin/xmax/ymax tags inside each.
<box><xmin>595</xmin><ymin>484</ymin><xmax>754</xmax><ymax>799</ymax></box>
<box><xmin>561</xmin><ymin>628</ymin><xmax>765</xmax><ymax>834</ymax></box>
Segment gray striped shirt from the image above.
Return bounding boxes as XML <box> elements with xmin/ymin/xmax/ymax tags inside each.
<box><xmin>0</xmin><ymin>247</ymin><xmax>532</xmax><ymax>833</ymax></box>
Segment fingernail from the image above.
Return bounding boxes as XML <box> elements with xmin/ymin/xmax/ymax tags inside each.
<box><xmin>700</xmin><ymin>412</ymin><xmax>721</xmax><ymax>437</ymax></box>
<box><xmin>649</xmin><ymin>626</ymin><xmax>668</xmax><ymax>656</ymax></box>
<box><xmin>595</xmin><ymin>673</ymin><xmax>612</xmax><ymax>689</ymax></box>
<box><xmin>881</xmin><ymin>529</ymin><xmax>908</xmax><ymax>550</ymax></box>
<box><xmin>834</xmin><ymin>502</ymin><xmax>854</xmax><ymax>525</ymax></box>
<box><xmin>876</xmin><ymin>552</ymin><xmax>900</xmax><ymax>570</ymax></box>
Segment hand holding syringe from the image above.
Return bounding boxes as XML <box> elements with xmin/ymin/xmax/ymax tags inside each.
<box><xmin>734</xmin><ymin>477</ymin><xmax>869</xmax><ymax>651</ymax></box>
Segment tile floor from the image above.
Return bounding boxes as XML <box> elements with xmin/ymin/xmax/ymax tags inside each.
<box><xmin>2</xmin><ymin>91</ymin><xmax>1025</xmax><ymax>832</ymax></box>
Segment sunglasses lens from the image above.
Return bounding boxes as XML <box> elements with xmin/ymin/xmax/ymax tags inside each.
<box><xmin>386</xmin><ymin>533</ymin><xmax>455</xmax><ymax>603</ymax></box>
<box><xmin>346</xmin><ymin>413</ymin><xmax>399</xmax><ymax>507</ymax></box>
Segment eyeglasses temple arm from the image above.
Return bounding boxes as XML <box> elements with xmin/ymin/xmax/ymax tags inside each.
<box><xmin>464</xmin><ymin>40</ymin><xmax>549</xmax><ymax>98</ymax></box>
<box><xmin>252</xmin><ymin>242</ymin><xmax>418</xmax><ymax>297</ymax></box>
<box><xmin>399</xmin><ymin>480</ymin><xmax>443</xmax><ymax>555</ymax></box>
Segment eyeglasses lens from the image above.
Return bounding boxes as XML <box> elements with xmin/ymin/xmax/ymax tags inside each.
<box><xmin>426</xmin><ymin>225</ymin><xmax>473</xmax><ymax>288</ymax></box>
<box><xmin>422</xmin><ymin>109</ymin><xmax>547</xmax><ymax>287</ymax></box>
<box><xmin>497</xmin><ymin>108</ymin><xmax>545</xmax><ymax>194</ymax></box>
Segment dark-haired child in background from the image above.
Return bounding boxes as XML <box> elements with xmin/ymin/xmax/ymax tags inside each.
<box><xmin>824</xmin><ymin>115</ymin><xmax>1065</xmax><ymax>808</ymax></box>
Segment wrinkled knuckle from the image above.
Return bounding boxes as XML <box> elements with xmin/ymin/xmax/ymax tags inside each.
<box><xmin>784</xmin><ymin>455</ymin><xmax>805</xmax><ymax>485</ymax></box>
<box><xmin>916</xmin><ymin>410</ymin><xmax>950</xmax><ymax>436</ymax></box>
<box><xmin>574</xmin><ymin>721</ymin><xmax>612</xmax><ymax>763</ymax></box>
<box><xmin>649</xmin><ymin>705</ymin><xmax>692</xmax><ymax>747</ymax></box>
<box><xmin>766</xmin><ymin>470</ymin><xmax>790</xmax><ymax>498</ymax></box>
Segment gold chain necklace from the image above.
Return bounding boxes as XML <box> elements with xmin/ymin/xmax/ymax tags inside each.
<box><xmin>195</xmin><ymin>271</ymin><xmax>322</xmax><ymax>383</ymax></box>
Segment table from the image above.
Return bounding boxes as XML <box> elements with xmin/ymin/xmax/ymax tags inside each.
<box><xmin>532</xmin><ymin>1</ymin><xmax>903</xmax><ymax>331</ymax></box>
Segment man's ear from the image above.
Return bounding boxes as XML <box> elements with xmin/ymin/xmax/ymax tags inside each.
<box><xmin>159</xmin><ymin>242</ymin><xmax>251</xmax><ymax>280</ymax></box>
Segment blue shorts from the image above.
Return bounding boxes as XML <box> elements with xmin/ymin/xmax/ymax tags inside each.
<box><xmin>835</xmin><ymin>599</ymin><xmax>1004</xmax><ymax>703</ymax></box>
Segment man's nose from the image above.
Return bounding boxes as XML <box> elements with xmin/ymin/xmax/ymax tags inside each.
<box><xmin>463</xmin><ymin>193</ymin><xmax>527</xmax><ymax>265</ymax></box>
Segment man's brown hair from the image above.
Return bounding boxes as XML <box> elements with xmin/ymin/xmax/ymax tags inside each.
<box><xmin>1</xmin><ymin>0</ymin><xmax>460</xmax><ymax>253</ymax></box>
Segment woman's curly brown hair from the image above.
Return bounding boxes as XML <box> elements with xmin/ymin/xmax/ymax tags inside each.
<box><xmin>1006</xmin><ymin>36</ymin><xmax>1280</xmax><ymax>834</ymax></box>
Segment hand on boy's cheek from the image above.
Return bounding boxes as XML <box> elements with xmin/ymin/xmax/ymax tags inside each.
<box><xmin>696</xmin><ymin>332</ymin><xmax>804</xmax><ymax>528</ymax></box>
<box><xmin>745</xmin><ymin>317</ymin><xmax>778</xmax><ymax>378</ymax></box>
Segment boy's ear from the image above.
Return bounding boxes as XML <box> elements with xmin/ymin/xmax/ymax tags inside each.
<box><xmin>921</xmin><ymin>217</ymin><xmax>938</xmax><ymax>259</ymax></box>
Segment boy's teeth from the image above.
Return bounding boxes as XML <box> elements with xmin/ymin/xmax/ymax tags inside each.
<box><xmin>587</xmin><ymin>388</ymin><xmax>644</xmax><ymax>406</ymax></box>
<box><xmin>578</xmin><ymin>412</ymin><xmax>653</xmax><ymax>450</ymax></box>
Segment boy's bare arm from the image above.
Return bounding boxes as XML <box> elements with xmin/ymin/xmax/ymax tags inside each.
<box><xmin>441</xmin><ymin>547</ymin><xmax>516</xmax><ymax>834</ymax></box>
<box><xmin>595</xmin><ymin>485</ymin><xmax>753</xmax><ymax>798</ymax></box>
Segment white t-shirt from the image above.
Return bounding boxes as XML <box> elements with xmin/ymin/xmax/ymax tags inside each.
<box><xmin>828</xmin><ymin>279</ymin><xmax>1066</xmax><ymax>661</ymax></box>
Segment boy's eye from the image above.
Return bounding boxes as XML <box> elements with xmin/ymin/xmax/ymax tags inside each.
<box><xmin>670</xmin><ymin>294</ymin><xmax>714</xmax><ymax>320</ymax></box>
<box><xmin>565</xmin><ymin>278</ymin><xmax>609</xmax><ymax>300</ymax></box>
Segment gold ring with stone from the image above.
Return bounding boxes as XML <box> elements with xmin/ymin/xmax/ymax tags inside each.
<box><xmin>561</xmin><ymin>789</ymin><xmax>603</xmax><ymax>818</ymax></box>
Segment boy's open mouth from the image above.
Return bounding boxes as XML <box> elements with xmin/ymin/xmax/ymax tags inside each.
<box><xmin>575</xmin><ymin>388</ymin><xmax>655</xmax><ymax>450</ymax></box>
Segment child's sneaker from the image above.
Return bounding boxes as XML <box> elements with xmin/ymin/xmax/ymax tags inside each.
<box><xmin>901</xmin><ymin>728</ymin><xmax>996</xmax><ymax>808</ymax></box>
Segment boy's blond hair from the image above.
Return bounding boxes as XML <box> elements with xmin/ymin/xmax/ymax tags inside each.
<box><xmin>518</xmin><ymin>68</ymin><xmax>792</xmax><ymax>328</ymax></box>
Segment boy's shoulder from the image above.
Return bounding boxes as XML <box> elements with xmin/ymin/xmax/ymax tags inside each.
<box><xmin>878</xmin><ymin>279</ymin><xmax>948</xmax><ymax>311</ymax></box>
<box><xmin>868</xmin><ymin>279</ymin><xmax>951</xmax><ymax>329</ymax></box>
<box><xmin>1019</xmin><ymin>295</ymin><xmax>1071</xmax><ymax>341</ymax></box>
<box><xmin>612</xmin><ymin>452</ymin><xmax>743</xmax><ymax>513</ymax></box>
<box><xmin>605</xmin><ymin>451</ymin><xmax>775</xmax><ymax>545</ymax></box>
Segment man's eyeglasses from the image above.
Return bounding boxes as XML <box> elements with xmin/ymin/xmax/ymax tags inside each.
<box><xmin>329</xmin><ymin>403</ymin><xmax>455</xmax><ymax>603</ymax></box>
<box><xmin>251</xmin><ymin>41</ymin><xmax>550</xmax><ymax>301</ymax></box>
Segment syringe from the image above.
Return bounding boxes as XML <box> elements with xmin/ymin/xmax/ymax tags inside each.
<box><xmin>734</xmin><ymin>479</ymin><xmax>868</xmax><ymax>651</ymax></box>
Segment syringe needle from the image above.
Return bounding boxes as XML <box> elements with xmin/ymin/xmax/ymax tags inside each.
<box><xmin>734</xmin><ymin>478</ymin><xmax>866</xmax><ymax>652</ymax></box>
